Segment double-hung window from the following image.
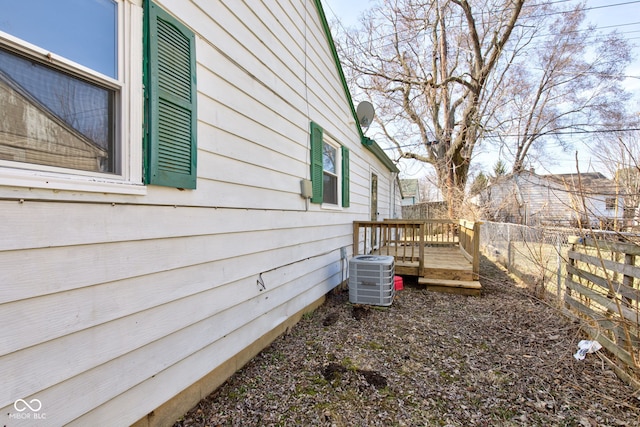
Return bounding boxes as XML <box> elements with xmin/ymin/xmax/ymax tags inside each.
<box><xmin>0</xmin><ymin>0</ymin><xmax>197</xmax><ymax>193</ymax></box>
<box><xmin>309</xmin><ymin>121</ymin><xmax>350</xmax><ymax>207</ymax></box>
<box><xmin>322</xmin><ymin>140</ymin><xmax>340</xmax><ymax>205</ymax></box>
<box><xmin>0</xmin><ymin>0</ymin><xmax>135</xmax><ymax>189</ymax></box>
<box><xmin>605</xmin><ymin>197</ymin><xmax>616</xmax><ymax>211</ymax></box>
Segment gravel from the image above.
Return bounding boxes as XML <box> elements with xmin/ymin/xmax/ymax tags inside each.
<box><xmin>174</xmin><ymin>257</ymin><xmax>640</xmax><ymax>426</ymax></box>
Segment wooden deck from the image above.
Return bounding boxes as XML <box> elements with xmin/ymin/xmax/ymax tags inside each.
<box><xmin>355</xmin><ymin>220</ymin><xmax>482</xmax><ymax>296</ymax></box>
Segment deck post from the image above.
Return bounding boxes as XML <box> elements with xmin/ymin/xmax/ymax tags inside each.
<box><xmin>353</xmin><ymin>221</ymin><xmax>360</xmax><ymax>256</ymax></box>
<box><xmin>472</xmin><ymin>221</ymin><xmax>480</xmax><ymax>280</ymax></box>
<box><xmin>419</xmin><ymin>221</ymin><xmax>425</xmax><ymax>274</ymax></box>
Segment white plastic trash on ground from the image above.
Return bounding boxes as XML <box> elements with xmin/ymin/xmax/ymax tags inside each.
<box><xmin>574</xmin><ymin>340</ymin><xmax>602</xmax><ymax>361</ymax></box>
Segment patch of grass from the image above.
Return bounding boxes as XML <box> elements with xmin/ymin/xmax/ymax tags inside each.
<box><xmin>337</xmin><ymin>388</ymin><xmax>361</xmax><ymax>402</ymax></box>
<box><xmin>341</xmin><ymin>356</ymin><xmax>358</xmax><ymax>371</ymax></box>
<box><xmin>429</xmin><ymin>396</ymin><xmax>448</xmax><ymax>411</ymax></box>
<box><xmin>311</xmin><ymin>375</ymin><xmax>328</xmax><ymax>386</ymax></box>
<box><xmin>427</xmin><ymin>417</ymin><xmax>448</xmax><ymax>427</ymax></box>
<box><xmin>367</xmin><ymin>341</ymin><xmax>384</xmax><ymax>350</ymax></box>
<box><xmin>313</xmin><ymin>401</ymin><xmax>332</xmax><ymax>411</ymax></box>
<box><xmin>438</xmin><ymin>370</ymin><xmax>460</xmax><ymax>383</ymax></box>
<box><xmin>265</xmin><ymin>392</ymin><xmax>277</xmax><ymax>401</ymax></box>
<box><xmin>382</xmin><ymin>388</ymin><xmax>396</xmax><ymax>399</ymax></box>
<box><xmin>270</xmin><ymin>351</ymin><xmax>285</xmax><ymax>362</ymax></box>
<box><xmin>490</xmin><ymin>369</ymin><xmax>512</xmax><ymax>386</ymax></box>
<box><xmin>296</xmin><ymin>384</ymin><xmax>319</xmax><ymax>396</ymax></box>
<box><xmin>491</xmin><ymin>407</ymin><xmax>518</xmax><ymax>421</ymax></box>
<box><xmin>426</xmin><ymin>401</ymin><xmax>449</xmax><ymax>427</ymax></box>
<box><xmin>467</xmin><ymin>396</ymin><xmax>484</xmax><ymax>407</ymax></box>
<box><xmin>227</xmin><ymin>385</ymin><xmax>248</xmax><ymax>399</ymax></box>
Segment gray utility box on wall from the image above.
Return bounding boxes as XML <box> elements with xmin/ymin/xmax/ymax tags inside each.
<box><xmin>348</xmin><ymin>255</ymin><xmax>395</xmax><ymax>306</ymax></box>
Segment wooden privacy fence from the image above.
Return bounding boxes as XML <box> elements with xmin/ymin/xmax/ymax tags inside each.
<box><xmin>401</xmin><ymin>201</ymin><xmax>448</xmax><ymax>220</ymax></box>
<box><xmin>564</xmin><ymin>235</ymin><xmax>640</xmax><ymax>387</ymax></box>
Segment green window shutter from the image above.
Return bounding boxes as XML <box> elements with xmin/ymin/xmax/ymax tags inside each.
<box><xmin>309</xmin><ymin>122</ymin><xmax>324</xmax><ymax>204</ymax></box>
<box><xmin>144</xmin><ymin>1</ymin><xmax>197</xmax><ymax>189</ymax></box>
<box><xmin>342</xmin><ymin>145</ymin><xmax>350</xmax><ymax>207</ymax></box>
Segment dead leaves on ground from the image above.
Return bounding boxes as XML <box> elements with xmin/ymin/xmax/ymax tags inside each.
<box><xmin>175</xmin><ymin>258</ymin><xmax>639</xmax><ymax>427</ymax></box>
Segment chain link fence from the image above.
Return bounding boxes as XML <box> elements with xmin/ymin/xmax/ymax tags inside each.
<box><xmin>481</xmin><ymin>221</ymin><xmax>640</xmax><ymax>300</ymax></box>
<box><xmin>480</xmin><ymin>221</ymin><xmax>577</xmax><ymax>302</ymax></box>
<box><xmin>477</xmin><ymin>221</ymin><xmax>640</xmax><ymax>385</ymax></box>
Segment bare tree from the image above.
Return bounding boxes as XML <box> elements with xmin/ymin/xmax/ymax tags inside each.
<box><xmin>590</xmin><ymin>128</ymin><xmax>640</xmax><ymax>229</ymax></box>
<box><xmin>491</xmin><ymin>4</ymin><xmax>633</xmax><ymax>173</ymax></box>
<box><xmin>338</xmin><ymin>0</ymin><xmax>525</xmax><ymax>217</ymax></box>
<box><xmin>334</xmin><ymin>0</ymin><xmax>633</xmax><ymax>217</ymax></box>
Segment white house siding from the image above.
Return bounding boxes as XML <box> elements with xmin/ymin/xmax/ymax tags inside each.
<box><xmin>0</xmin><ymin>1</ymin><xmax>395</xmax><ymax>426</ymax></box>
<box><xmin>512</xmin><ymin>173</ymin><xmax>616</xmax><ymax>226</ymax></box>
<box><xmin>481</xmin><ymin>172</ymin><xmax>621</xmax><ymax>226</ymax></box>
<box><xmin>515</xmin><ymin>174</ymin><xmax>571</xmax><ymax>224</ymax></box>
<box><xmin>486</xmin><ymin>174</ymin><xmax>579</xmax><ymax>225</ymax></box>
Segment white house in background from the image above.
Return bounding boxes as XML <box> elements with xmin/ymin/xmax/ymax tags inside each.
<box><xmin>400</xmin><ymin>178</ymin><xmax>421</xmax><ymax>206</ymax></box>
<box><xmin>0</xmin><ymin>1</ymin><xmax>398</xmax><ymax>426</ymax></box>
<box><xmin>473</xmin><ymin>170</ymin><xmax>623</xmax><ymax>228</ymax></box>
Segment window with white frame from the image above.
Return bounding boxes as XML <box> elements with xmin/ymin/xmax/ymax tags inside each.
<box><xmin>309</xmin><ymin>121</ymin><xmax>350</xmax><ymax>207</ymax></box>
<box><xmin>322</xmin><ymin>138</ymin><xmax>340</xmax><ymax>205</ymax></box>
<box><xmin>0</xmin><ymin>0</ymin><xmax>122</xmax><ymax>174</ymax></box>
<box><xmin>605</xmin><ymin>197</ymin><xmax>616</xmax><ymax>211</ymax></box>
<box><xmin>0</xmin><ymin>0</ymin><xmax>197</xmax><ymax>192</ymax></box>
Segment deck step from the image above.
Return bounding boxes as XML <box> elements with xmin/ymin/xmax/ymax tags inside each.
<box><xmin>422</xmin><ymin>269</ymin><xmax>475</xmax><ymax>281</ymax></box>
<box><xmin>418</xmin><ymin>278</ymin><xmax>482</xmax><ymax>296</ymax></box>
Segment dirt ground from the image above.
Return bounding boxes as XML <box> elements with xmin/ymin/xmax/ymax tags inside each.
<box><xmin>174</xmin><ymin>257</ymin><xmax>640</xmax><ymax>426</ymax></box>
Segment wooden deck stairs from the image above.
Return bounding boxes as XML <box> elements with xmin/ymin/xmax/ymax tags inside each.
<box><xmin>353</xmin><ymin>219</ymin><xmax>482</xmax><ymax>296</ymax></box>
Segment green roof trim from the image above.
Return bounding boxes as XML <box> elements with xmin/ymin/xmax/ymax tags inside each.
<box><xmin>312</xmin><ymin>0</ymin><xmax>399</xmax><ymax>173</ymax></box>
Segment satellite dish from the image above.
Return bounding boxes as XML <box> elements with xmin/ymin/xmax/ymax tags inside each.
<box><xmin>356</xmin><ymin>101</ymin><xmax>375</xmax><ymax>128</ymax></box>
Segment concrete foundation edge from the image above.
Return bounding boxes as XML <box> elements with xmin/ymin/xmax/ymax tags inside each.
<box><xmin>131</xmin><ymin>294</ymin><xmax>327</xmax><ymax>427</ymax></box>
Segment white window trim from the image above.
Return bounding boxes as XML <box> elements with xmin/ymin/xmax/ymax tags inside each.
<box><xmin>321</xmin><ymin>134</ymin><xmax>342</xmax><ymax>210</ymax></box>
<box><xmin>0</xmin><ymin>0</ymin><xmax>146</xmax><ymax>196</ymax></box>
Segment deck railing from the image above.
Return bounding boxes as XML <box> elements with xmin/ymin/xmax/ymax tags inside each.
<box><xmin>353</xmin><ymin>219</ymin><xmax>481</xmax><ymax>278</ymax></box>
<box><xmin>459</xmin><ymin>220</ymin><xmax>481</xmax><ymax>279</ymax></box>
<box><xmin>352</xmin><ymin>220</ymin><xmax>425</xmax><ymax>266</ymax></box>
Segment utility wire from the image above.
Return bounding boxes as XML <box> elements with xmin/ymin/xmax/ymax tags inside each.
<box><xmin>528</xmin><ymin>0</ymin><xmax>640</xmax><ymax>18</ymax></box>
<box><xmin>380</xmin><ymin>128</ymin><xmax>640</xmax><ymax>151</ymax></box>
<box><xmin>324</xmin><ymin>1</ymin><xmax>640</xmax><ymax>150</ymax></box>
<box><xmin>326</xmin><ymin>0</ymin><xmax>640</xmax><ymax>53</ymax></box>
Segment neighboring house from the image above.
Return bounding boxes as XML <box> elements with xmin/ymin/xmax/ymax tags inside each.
<box><xmin>615</xmin><ymin>167</ymin><xmax>640</xmax><ymax>229</ymax></box>
<box><xmin>392</xmin><ymin>176</ymin><xmax>404</xmax><ymax>218</ymax></box>
<box><xmin>473</xmin><ymin>170</ymin><xmax>623</xmax><ymax>228</ymax></box>
<box><xmin>0</xmin><ymin>71</ymin><xmax>109</xmax><ymax>172</ymax></box>
<box><xmin>0</xmin><ymin>1</ymin><xmax>398</xmax><ymax>426</ymax></box>
<box><xmin>400</xmin><ymin>178</ymin><xmax>421</xmax><ymax>206</ymax></box>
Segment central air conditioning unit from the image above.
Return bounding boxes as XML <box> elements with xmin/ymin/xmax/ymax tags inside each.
<box><xmin>348</xmin><ymin>255</ymin><xmax>395</xmax><ymax>306</ymax></box>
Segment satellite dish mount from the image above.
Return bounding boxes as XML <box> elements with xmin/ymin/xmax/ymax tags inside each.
<box><xmin>356</xmin><ymin>101</ymin><xmax>375</xmax><ymax>132</ymax></box>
